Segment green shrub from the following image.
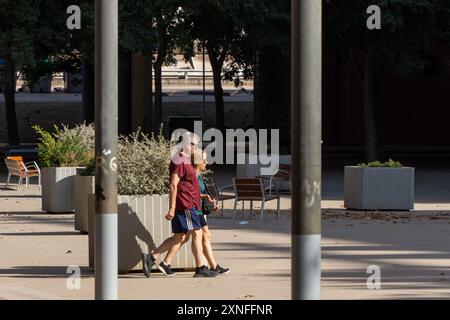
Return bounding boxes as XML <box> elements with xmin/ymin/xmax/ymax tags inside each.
<box><xmin>117</xmin><ymin>129</ymin><xmax>175</xmax><ymax>196</ymax></box>
<box><xmin>33</xmin><ymin>123</ymin><xmax>95</xmax><ymax>168</ymax></box>
<box><xmin>358</xmin><ymin>159</ymin><xmax>403</xmax><ymax>168</ymax></box>
<box><xmin>60</xmin><ymin>126</ymin><xmax>176</xmax><ymax>195</ymax></box>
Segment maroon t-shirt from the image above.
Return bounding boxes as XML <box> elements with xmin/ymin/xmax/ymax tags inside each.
<box><xmin>169</xmin><ymin>154</ymin><xmax>201</xmax><ymax>212</ymax></box>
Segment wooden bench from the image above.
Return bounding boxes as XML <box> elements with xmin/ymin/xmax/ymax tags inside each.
<box><xmin>233</xmin><ymin>178</ymin><xmax>280</xmax><ymax>222</ymax></box>
<box><xmin>5</xmin><ymin>156</ymin><xmax>41</xmax><ymax>189</ymax></box>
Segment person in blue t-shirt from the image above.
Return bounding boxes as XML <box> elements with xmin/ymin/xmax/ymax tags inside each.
<box><xmin>157</xmin><ymin>149</ymin><xmax>231</xmax><ymax>276</ymax></box>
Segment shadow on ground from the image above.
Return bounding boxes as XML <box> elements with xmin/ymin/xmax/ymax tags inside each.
<box><xmin>0</xmin><ymin>266</ymin><xmax>93</xmax><ymax>279</ymax></box>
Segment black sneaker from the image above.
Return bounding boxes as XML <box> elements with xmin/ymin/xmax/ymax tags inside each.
<box><xmin>194</xmin><ymin>265</ymin><xmax>219</xmax><ymax>278</ymax></box>
<box><xmin>212</xmin><ymin>265</ymin><xmax>230</xmax><ymax>275</ymax></box>
<box><xmin>142</xmin><ymin>254</ymin><xmax>155</xmax><ymax>278</ymax></box>
<box><xmin>158</xmin><ymin>262</ymin><xmax>176</xmax><ymax>277</ymax></box>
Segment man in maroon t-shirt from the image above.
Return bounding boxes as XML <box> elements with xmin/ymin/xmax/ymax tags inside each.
<box><xmin>142</xmin><ymin>132</ymin><xmax>218</xmax><ymax>278</ymax></box>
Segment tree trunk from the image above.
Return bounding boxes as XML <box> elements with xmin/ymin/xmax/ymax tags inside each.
<box><xmin>118</xmin><ymin>50</ymin><xmax>132</xmax><ymax>136</ymax></box>
<box><xmin>253</xmin><ymin>47</ymin><xmax>291</xmax><ymax>152</ymax></box>
<box><xmin>3</xmin><ymin>60</ymin><xmax>19</xmax><ymax>145</ymax></box>
<box><xmin>362</xmin><ymin>45</ymin><xmax>380</xmax><ymax>162</ymax></box>
<box><xmin>208</xmin><ymin>50</ymin><xmax>225</xmax><ymax>132</ymax></box>
<box><xmin>131</xmin><ymin>53</ymin><xmax>153</xmax><ymax>135</ymax></box>
<box><xmin>153</xmin><ymin>19</ymin><xmax>168</xmax><ymax>132</ymax></box>
<box><xmin>153</xmin><ymin>60</ymin><xmax>163</xmax><ymax>131</ymax></box>
<box><xmin>82</xmin><ymin>61</ymin><xmax>95</xmax><ymax>124</ymax></box>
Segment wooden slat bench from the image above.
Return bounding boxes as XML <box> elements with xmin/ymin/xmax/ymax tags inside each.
<box><xmin>4</xmin><ymin>156</ymin><xmax>41</xmax><ymax>189</ymax></box>
<box><xmin>233</xmin><ymin>178</ymin><xmax>280</xmax><ymax>222</ymax></box>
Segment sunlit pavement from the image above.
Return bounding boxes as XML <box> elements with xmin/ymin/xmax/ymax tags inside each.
<box><xmin>0</xmin><ymin>166</ymin><xmax>450</xmax><ymax>300</ymax></box>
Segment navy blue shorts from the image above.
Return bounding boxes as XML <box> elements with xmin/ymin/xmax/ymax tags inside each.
<box><xmin>172</xmin><ymin>209</ymin><xmax>202</xmax><ymax>234</ymax></box>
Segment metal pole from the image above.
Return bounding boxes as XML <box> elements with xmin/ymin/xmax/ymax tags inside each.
<box><xmin>95</xmin><ymin>0</ymin><xmax>118</xmax><ymax>300</ymax></box>
<box><xmin>291</xmin><ymin>0</ymin><xmax>322</xmax><ymax>300</ymax></box>
<box><xmin>203</xmin><ymin>42</ymin><xmax>206</xmax><ymax>122</ymax></box>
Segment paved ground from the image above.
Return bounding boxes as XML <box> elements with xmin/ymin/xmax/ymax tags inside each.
<box><xmin>0</xmin><ymin>166</ymin><xmax>450</xmax><ymax>300</ymax></box>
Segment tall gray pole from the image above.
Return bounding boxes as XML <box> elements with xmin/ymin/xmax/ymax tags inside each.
<box><xmin>95</xmin><ymin>0</ymin><xmax>118</xmax><ymax>300</ymax></box>
<box><xmin>291</xmin><ymin>0</ymin><xmax>322</xmax><ymax>300</ymax></box>
<box><xmin>203</xmin><ymin>42</ymin><xmax>206</xmax><ymax>122</ymax></box>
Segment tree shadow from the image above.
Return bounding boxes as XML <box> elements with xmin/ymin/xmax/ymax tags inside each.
<box><xmin>0</xmin><ymin>266</ymin><xmax>93</xmax><ymax>279</ymax></box>
<box><xmin>0</xmin><ymin>231</ymin><xmax>80</xmax><ymax>236</ymax></box>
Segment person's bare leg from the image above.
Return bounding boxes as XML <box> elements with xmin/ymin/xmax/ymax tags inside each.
<box><xmin>190</xmin><ymin>229</ymin><xmax>204</xmax><ymax>267</ymax></box>
<box><xmin>163</xmin><ymin>234</ymin><xmax>191</xmax><ymax>265</ymax></box>
<box><xmin>201</xmin><ymin>226</ymin><xmax>217</xmax><ymax>269</ymax></box>
<box><xmin>152</xmin><ymin>233</ymin><xmax>186</xmax><ymax>260</ymax></box>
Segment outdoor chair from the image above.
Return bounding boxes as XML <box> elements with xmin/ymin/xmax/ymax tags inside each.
<box><xmin>203</xmin><ymin>176</ymin><xmax>235</xmax><ymax>215</ymax></box>
<box><xmin>232</xmin><ymin>178</ymin><xmax>281</xmax><ymax>222</ymax></box>
<box><xmin>4</xmin><ymin>156</ymin><xmax>41</xmax><ymax>190</ymax></box>
<box><xmin>257</xmin><ymin>163</ymin><xmax>292</xmax><ymax>196</ymax></box>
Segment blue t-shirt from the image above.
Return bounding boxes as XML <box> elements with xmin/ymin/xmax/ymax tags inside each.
<box><xmin>196</xmin><ymin>175</ymin><xmax>206</xmax><ymax>215</ymax></box>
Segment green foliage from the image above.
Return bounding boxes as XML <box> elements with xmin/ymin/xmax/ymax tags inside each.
<box><xmin>183</xmin><ymin>0</ymin><xmax>290</xmax><ymax>86</ymax></box>
<box><xmin>79</xmin><ymin>128</ymin><xmax>176</xmax><ymax>195</ymax></box>
<box><xmin>33</xmin><ymin>123</ymin><xmax>95</xmax><ymax>168</ymax></box>
<box><xmin>358</xmin><ymin>159</ymin><xmax>403</xmax><ymax>168</ymax></box>
<box><xmin>0</xmin><ymin>0</ymin><xmax>83</xmax><ymax>85</ymax></box>
<box><xmin>117</xmin><ymin>129</ymin><xmax>175</xmax><ymax>196</ymax></box>
<box><xmin>325</xmin><ymin>0</ymin><xmax>450</xmax><ymax>78</ymax></box>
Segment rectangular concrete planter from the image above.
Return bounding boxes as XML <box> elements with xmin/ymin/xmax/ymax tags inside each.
<box><xmin>344</xmin><ymin>166</ymin><xmax>415</xmax><ymax>210</ymax></box>
<box><xmin>74</xmin><ymin>175</ymin><xmax>95</xmax><ymax>233</ymax></box>
<box><xmin>42</xmin><ymin>167</ymin><xmax>84</xmax><ymax>213</ymax></box>
<box><xmin>88</xmin><ymin>194</ymin><xmax>195</xmax><ymax>274</ymax></box>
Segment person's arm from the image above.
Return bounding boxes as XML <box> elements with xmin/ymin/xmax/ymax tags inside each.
<box><xmin>201</xmin><ymin>194</ymin><xmax>211</xmax><ymax>200</ymax></box>
<box><xmin>166</xmin><ymin>173</ymin><xmax>181</xmax><ymax>221</ymax></box>
<box><xmin>202</xmin><ymin>181</ymin><xmax>219</xmax><ymax>211</ymax></box>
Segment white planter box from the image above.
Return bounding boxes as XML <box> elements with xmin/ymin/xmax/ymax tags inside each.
<box><xmin>74</xmin><ymin>175</ymin><xmax>95</xmax><ymax>233</ymax></box>
<box><xmin>344</xmin><ymin>166</ymin><xmax>415</xmax><ymax>210</ymax></box>
<box><xmin>236</xmin><ymin>154</ymin><xmax>291</xmax><ymax>190</ymax></box>
<box><xmin>88</xmin><ymin>194</ymin><xmax>195</xmax><ymax>274</ymax></box>
<box><xmin>41</xmin><ymin>167</ymin><xmax>83</xmax><ymax>213</ymax></box>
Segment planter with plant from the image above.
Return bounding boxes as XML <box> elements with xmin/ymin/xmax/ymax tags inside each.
<box><xmin>344</xmin><ymin>159</ymin><xmax>414</xmax><ymax>210</ymax></box>
<box><xmin>88</xmin><ymin>130</ymin><xmax>196</xmax><ymax>273</ymax></box>
<box><xmin>34</xmin><ymin>123</ymin><xmax>95</xmax><ymax>213</ymax></box>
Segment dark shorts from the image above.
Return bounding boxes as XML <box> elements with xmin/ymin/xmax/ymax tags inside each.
<box><xmin>199</xmin><ymin>214</ymin><xmax>208</xmax><ymax>228</ymax></box>
<box><xmin>172</xmin><ymin>209</ymin><xmax>202</xmax><ymax>234</ymax></box>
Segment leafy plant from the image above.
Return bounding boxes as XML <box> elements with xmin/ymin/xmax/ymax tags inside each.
<box><xmin>358</xmin><ymin>159</ymin><xmax>403</xmax><ymax>168</ymax></box>
<box><xmin>33</xmin><ymin>123</ymin><xmax>95</xmax><ymax>168</ymax></box>
<box><xmin>117</xmin><ymin>129</ymin><xmax>175</xmax><ymax>196</ymax></box>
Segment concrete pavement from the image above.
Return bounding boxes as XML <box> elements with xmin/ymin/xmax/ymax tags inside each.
<box><xmin>1</xmin><ymin>166</ymin><xmax>450</xmax><ymax>300</ymax></box>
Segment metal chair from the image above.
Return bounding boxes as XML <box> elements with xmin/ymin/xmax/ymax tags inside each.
<box><xmin>203</xmin><ymin>176</ymin><xmax>235</xmax><ymax>215</ymax></box>
<box><xmin>5</xmin><ymin>156</ymin><xmax>41</xmax><ymax>189</ymax></box>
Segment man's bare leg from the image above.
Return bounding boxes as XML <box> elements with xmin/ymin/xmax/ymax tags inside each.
<box><xmin>190</xmin><ymin>229</ymin><xmax>204</xmax><ymax>267</ymax></box>
<box><xmin>201</xmin><ymin>226</ymin><xmax>218</xmax><ymax>269</ymax></box>
<box><xmin>164</xmin><ymin>227</ymin><xmax>217</xmax><ymax>269</ymax></box>
<box><xmin>163</xmin><ymin>235</ymin><xmax>190</xmax><ymax>265</ymax></box>
<box><xmin>151</xmin><ymin>233</ymin><xmax>186</xmax><ymax>261</ymax></box>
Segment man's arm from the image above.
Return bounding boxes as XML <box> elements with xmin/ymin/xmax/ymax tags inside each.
<box><xmin>166</xmin><ymin>173</ymin><xmax>180</xmax><ymax>221</ymax></box>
